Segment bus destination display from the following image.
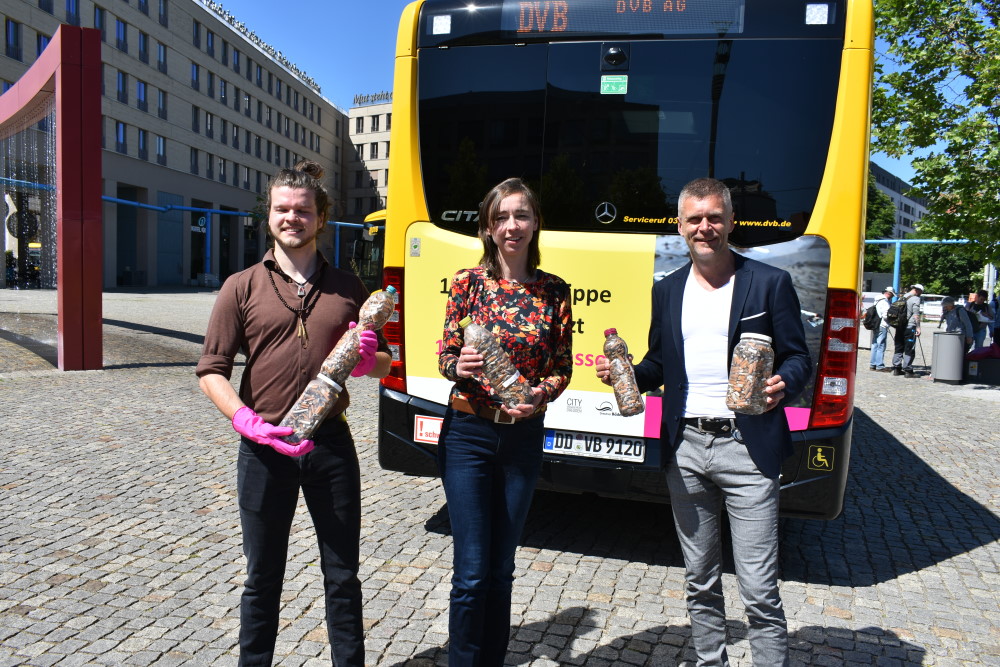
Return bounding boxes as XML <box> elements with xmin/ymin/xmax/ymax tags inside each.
<box><xmin>501</xmin><ymin>0</ymin><xmax>746</xmax><ymax>36</ymax></box>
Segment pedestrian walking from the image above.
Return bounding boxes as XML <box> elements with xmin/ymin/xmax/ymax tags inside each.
<box><xmin>869</xmin><ymin>286</ymin><xmax>894</xmax><ymax>371</ymax></box>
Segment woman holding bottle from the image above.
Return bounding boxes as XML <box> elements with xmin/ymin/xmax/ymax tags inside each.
<box><xmin>437</xmin><ymin>177</ymin><xmax>573</xmax><ymax>665</ymax></box>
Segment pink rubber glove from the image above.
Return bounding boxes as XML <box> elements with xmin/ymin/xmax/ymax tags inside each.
<box><xmin>232</xmin><ymin>406</ymin><xmax>315</xmax><ymax>457</ymax></box>
<box><xmin>349</xmin><ymin>322</ymin><xmax>379</xmax><ymax>377</ymax></box>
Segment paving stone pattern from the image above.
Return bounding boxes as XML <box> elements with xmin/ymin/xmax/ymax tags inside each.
<box><xmin>1</xmin><ymin>290</ymin><xmax>998</xmax><ymax>666</ymax></box>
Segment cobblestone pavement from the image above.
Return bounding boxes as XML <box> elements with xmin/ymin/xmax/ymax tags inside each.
<box><xmin>1</xmin><ymin>289</ymin><xmax>998</xmax><ymax>666</ymax></box>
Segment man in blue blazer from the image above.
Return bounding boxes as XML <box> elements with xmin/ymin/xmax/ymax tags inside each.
<box><xmin>598</xmin><ymin>178</ymin><xmax>811</xmax><ymax>666</ymax></box>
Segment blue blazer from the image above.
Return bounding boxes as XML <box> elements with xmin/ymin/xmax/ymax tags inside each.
<box><xmin>633</xmin><ymin>253</ymin><xmax>812</xmax><ymax>479</ymax></box>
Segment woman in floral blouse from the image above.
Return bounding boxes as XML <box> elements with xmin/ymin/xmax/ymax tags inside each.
<box><xmin>437</xmin><ymin>177</ymin><xmax>573</xmax><ymax>665</ymax></box>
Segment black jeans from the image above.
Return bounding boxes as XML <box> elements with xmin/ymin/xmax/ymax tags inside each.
<box><xmin>236</xmin><ymin>419</ymin><xmax>363</xmax><ymax>666</ymax></box>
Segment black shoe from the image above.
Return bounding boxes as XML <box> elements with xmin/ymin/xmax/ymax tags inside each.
<box><xmin>870</xmin><ymin>366</ymin><xmax>877</xmax><ymax>371</ymax></box>
<box><xmin>892</xmin><ymin>368</ymin><xmax>903</xmax><ymax>376</ymax></box>
<box><xmin>904</xmin><ymin>370</ymin><xmax>916</xmax><ymax>378</ymax></box>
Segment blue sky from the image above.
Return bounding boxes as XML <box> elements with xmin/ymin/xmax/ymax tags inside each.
<box><xmin>229</xmin><ymin>0</ymin><xmax>917</xmax><ymax>184</ymax></box>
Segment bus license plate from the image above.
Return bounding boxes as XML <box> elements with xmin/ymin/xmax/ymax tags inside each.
<box><xmin>544</xmin><ymin>430</ymin><xmax>645</xmax><ymax>463</ymax></box>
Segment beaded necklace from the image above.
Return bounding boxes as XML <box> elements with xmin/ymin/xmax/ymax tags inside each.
<box><xmin>266</xmin><ymin>263</ymin><xmax>325</xmax><ymax>347</ymax></box>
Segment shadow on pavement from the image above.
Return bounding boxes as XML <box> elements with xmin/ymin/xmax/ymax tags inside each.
<box><xmin>781</xmin><ymin>406</ymin><xmax>1000</xmax><ymax>587</ymax></box>
<box><xmin>387</xmin><ymin>606</ymin><xmax>926</xmax><ymax>666</ymax></box>
<box><xmin>425</xmin><ymin>405</ymin><xmax>999</xmax><ymax>588</ymax></box>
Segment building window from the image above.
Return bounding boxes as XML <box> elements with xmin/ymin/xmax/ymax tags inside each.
<box><xmin>370</xmin><ymin>142</ymin><xmax>379</xmax><ymax>160</ymax></box>
<box><xmin>156</xmin><ymin>42</ymin><xmax>167</xmax><ymax>74</ymax></box>
<box><xmin>116</xmin><ymin>70</ymin><xmax>128</xmax><ymax>104</ymax></box>
<box><xmin>206</xmin><ymin>30</ymin><xmax>214</xmax><ymax>57</ymax></box>
<box><xmin>220</xmin><ymin>119</ymin><xmax>228</xmax><ymax>145</ymax></box>
<box><xmin>156</xmin><ymin>135</ymin><xmax>165</xmax><ymax>164</ymax></box>
<box><xmin>245</xmin><ymin>57</ymin><xmax>252</xmax><ymax>81</ymax></box>
<box><xmin>138</xmin><ymin>128</ymin><xmax>148</xmax><ymax>160</ymax></box>
<box><xmin>254</xmin><ymin>135</ymin><xmax>261</xmax><ymax>158</ymax></box>
<box><xmin>205</xmin><ymin>112</ymin><xmax>213</xmax><ymax>139</ymax></box>
<box><xmin>206</xmin><ymin>152</ymin><xmax>214</xmax><ymax>179</ymax></box>
<box><xmin>335</xmin><ymin>145</ymin><xmax>340</xmax><ymax>164</ymax></box>
<box><xmin>256</xmin><ymin>100</ymin><xmax>263</xmax><ymax>123</ymax></box>
<box><xmin>220</xmin><ymin>40</ymin><xmax>228</xmax><ymax>66</ymax></box>
<box><xmin>275</xmin><ymin>78</ymin><xmax>282</xmax><ymax>99</ymax></box>
<box><xmin>192</xmin><ymin>20</ymin><xmax>200</xmax><ymax>48</ymax></box>
<box><xmin>266</xmin><ymin>140</ymin><xmax>272</xmax><ymax>163</ymax></box>
<box><xmin>354</xmin><ymin>171</ymin><xmax>363</xmax><ymax>188</ymax></box>
<box><xmin>256</xmin><ymin>171</ymin><xmax>262</xmax><ymax>193</ymax></box>
<box><xmin>158</xmin><ymin>0</ymin><xmax>167</xmax><ymax>27</ymax></box>
<box><xmin>157</xmin><ymin>90</ymin><xmax>167</xmax><ymax>119</ymax></box>
<box><xmin>267</xmin><ymin>72</ymin><xmax>273</xmax><ymax>94</ymax></box>
<box><xmin>355</xmin><ymin>116</ymin><xmax>363</xmax><ymax>134</ymax></box>
<box><xmin>386</xmin><ymin>113</ymin><xmax>392</xmax><ymax>130</ymax></box>
<box><xmin>384</xmin><ymin>142</ymin><xmax>390</xmax><ymax>159</ymax></box>
<box><xmin>244</xmin><ymin>93</ymin><xmax>251</xmax><ymax>117</ymax></box>
<box><xmin>206</xmin><ymin>71</ymin><xmax>214</xmax><ymax>99</ymax></box>
<box><xmin>5</xmin><ymin>19</ymin><xmax>23</xmax><ymax>61</ymax></box>
<box><xmin>94</xmin><ymin>6</ymin><xmax>106</xmax><ymax>41</ymax></box>
<box><xmin>265</xmin><ymin>106</ymin><xmax>272</xmax><ymax>129</ymax></box>
<box><xmin>232</xmin><ymin>124</ymin><xmax>239</xmax><ymax>150</ymax></box>
<box><xmin>36</xmin><ymin>33</ymin><xmax>50</xmax><ymax>57</ymax></box>
<box><xmin>65</xmin><ymin>0</ymin><xmax>80</xmax><ymax>25</ymax></box>
<box><xmin>115</xmin><ymin>121</ymin><xmax>127</xmax><ymax>154</ymax></box>
<box><xmin>293</xmin><ymin>90</ymin><xmax>299</xmax><ymax>112</ymax></box>
<box><xmin>244</xmin><ymin>129</ymin><xmax>251</xmax><ymax>154</ymax></box>
<box><xmin>138</xmin><ymin>31</ymin><xmax>148</xmax><ymax>63</ymax></box>
<box><xmin>190</xmin><ymin>147</ymin><xmax>199</xmax><ymax>174</ymax></box>
<box><xmin>191</xmin><ymin>63</ymin><xmax>199</xmax><ymax>90</ymax></box>
<box><xmin>242</xmin><ymin>165</ymin><xmax>250</xmax><ymax>189</ymax></box>
<box><xmin>283</xmin><ymin>116</ymin><xmax>289</xmax><ymax>137</ymax></box>
<box><xmin>232</xmin><ymin>48</ymin><xmax>240</xmax><ymax>73</ymax></box>
<box><xmin>218</xmin><ymin>158</ymin><xmax>226</xmax><ymax>183</ymax></box>
<box><xmin>355</xmin><ymin>143</ymin><xmax>363</xmax><ymax>161</ymax></box>
<box><xmin>371</xmin><ymin>115</ymin><xmax>380</xmax><ymax>132</ymax></box>
<box><xmin>115</xmin><ymin>18</ymin><xmax>127</xmax><ymax>52</ymax></box>
<box><xmin>191</xmin><ymin>105</ymin><xmax>199</xmax><ymax>132</ymax></box>
<box><xmin>138</xmin><ymin>0</ymin><xmax>148</xmax><ymax>15</ymax></box>
<box><xmin>136</xmin><ymin>80</ymin><xmax>147</xmax><ymax>112</ymax></box>
<box><xmin>255</xmin><ymin>64</ymin><xmax>262</xmax><ymax>87</ymax></box>
<box><xmin>219</xmin><ymin>79</ymin><xmax>227</xmax><ymax>104</ymax></box>
<box><xmin>232</xmin><ymin>85</ymin><xmax>240</xmax><ymax>111</ymax></box>
<box><xmin>39</xmin><ymin>0</ymin><xmax>54</xmax><ymax>13</ymax></box>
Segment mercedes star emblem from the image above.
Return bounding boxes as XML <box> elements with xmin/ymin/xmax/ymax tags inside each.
<box><xmin>595</xmin><ymin>202</ymin><xmax>617</xmax><ymax>224</ymax></box>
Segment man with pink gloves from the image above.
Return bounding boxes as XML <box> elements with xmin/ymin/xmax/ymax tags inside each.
<box><xmin>197</xmin><ymin>159</ymin><xmax>390</xmax><ymax>666</ymax></box>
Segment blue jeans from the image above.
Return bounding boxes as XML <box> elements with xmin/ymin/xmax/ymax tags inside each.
<box><xmin>437</xmin><ymin>408</ymin><xmax>545</xmax><ymax>667</ymax></box>
<box><xmin>869</xmin><ymin>325</ymin><xmax>888</xmax><ymax>368</ymax></box>
<box><xmin>666</xmin><ymin>425</ymin><xmax>788</xmax><ymax>667</ymax></box>
<box><xmin>237</xmin><ymin>418</ymin><xmax>363</xmax><ymax>667</ymax></box>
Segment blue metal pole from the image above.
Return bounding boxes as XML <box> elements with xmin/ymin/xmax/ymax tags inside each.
<box><xmin>204</xmin><ymin>213</ymin><xmax>212</xmax><ymax>279</ymax></box>
<box><xmin>893</xmin><ymin>241</ymin><xmax>902</xmax><ymax>296</ymax></box>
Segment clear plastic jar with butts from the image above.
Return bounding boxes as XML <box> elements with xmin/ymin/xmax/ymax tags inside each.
<box><xmin>726</xmin><ymin>333</ymin><xmax>774</xmax><ymax>415</ymax></box>
<box><xmin>459</xmin><ymin>315</ymin><xmax>534</xmax><ymax>409</ymax></box>
<box><xmin>603</xmin><ymin>328</ymin><xmax>644</xmax><ymax>416</ymax></box>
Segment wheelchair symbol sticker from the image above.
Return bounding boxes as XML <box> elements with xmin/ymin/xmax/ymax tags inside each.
<box><xmin>807</xmin><ymin>445</ymin><xmax>834</xmax><ymax>471</ymax></box>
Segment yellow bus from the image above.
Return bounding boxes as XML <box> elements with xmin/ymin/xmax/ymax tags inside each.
<box><xmin>375</xmin><ymin>0</ymin><xmax>873</xmax><ymax>520</ymax></box>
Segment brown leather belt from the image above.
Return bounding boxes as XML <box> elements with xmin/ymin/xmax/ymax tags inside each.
<box><xmin>449</xmin><ymin>396</ymin><xmax>542</xmax><ymax>425</ymax></box>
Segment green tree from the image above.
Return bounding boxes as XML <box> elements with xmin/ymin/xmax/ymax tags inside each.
<box><xmin>872</xmin><ymin>0</ymin><xmax>1000</xmax><ymax>261</ymax></box>
<box><xmin>897</xmin><ymin>233</ymin><xmax>982</xmax><ymax>296</ymax></box>
<box><xmin>864</xmin><ymin>171</ymin><xmax>897</xmax><ymax>274</ymax></box>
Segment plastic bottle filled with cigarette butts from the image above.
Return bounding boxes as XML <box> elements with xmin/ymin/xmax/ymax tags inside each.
<box><xmin>279</xmin><ymin>286</ymin><xmax>397</xmax><ymax>443</ymax></box>
<box><xmin>603</xmin><ymin>328</ymin><xmax>644</xmax><ymax>416</ymax></box>
<box><xmin>726</xmin><ymin>333</ymin><xmax>774</xmax><ymax>415</ymax></box>
<box><xmin>458</xmin><ymin>315</ymin><xmax>534</xmax><ymax>409</ymax></box>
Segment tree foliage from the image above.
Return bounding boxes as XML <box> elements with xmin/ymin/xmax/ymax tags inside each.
<box><xmin>864</xmin><ymin>171</ymin><xmax>897</xmax><ymax>274</ymax></box>
<box><xmin>897</xmin><ymin>232</ymin><xmax>982</xmax><ymax>297</ymax></box>
<box><xmin>872</xmin><ymin>0</ymin><xmax>1000</xmax><ymax>262</ymax></box>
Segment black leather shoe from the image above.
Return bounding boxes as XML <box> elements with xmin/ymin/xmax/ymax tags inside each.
<box><xmin>892</xmin><ymin>368</ymin><xmax>903</xmax><ymax>376</ymax></box>
<box><xmin>870</xmin><ymin>366</ymin><xmax>877</xmax><ymax>371</ymax></box>
<box><xmin>904</xmin><ymin>370</ymin><xmax>916</xmax><ymax>378</ymax></box>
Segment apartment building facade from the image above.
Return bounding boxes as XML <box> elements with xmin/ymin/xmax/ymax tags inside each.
<box><xmin>1</xmin><ymin>0</ymin><xmax>348</xmax><ymax>288</ymax></box>
<box><xmin>345</xmin><ymin>93</ymin><xmax>390</xmax><ymax>290</ymax></box>
<box><xmin>870</xmin><ymin>161</ymin><xmax>929</xmax><ymax>239</ymax></box>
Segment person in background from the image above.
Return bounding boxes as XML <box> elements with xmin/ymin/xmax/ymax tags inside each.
<box><xmin>941</xmin><ymin>296</ymin><xmax>973</xmax><ymax>350</ymax></box>
<box><xmin>436</xmin><ymin>177</ymin><xmax>573</xmax><ymax>665</ymax></box>
<box><xmin>869</xmin><ymin>286</ymin><xmax>895</xmax><ymax>371</ymax></box>
<box><xmin>966</xmin><ymin>289</ymin><xmax>995</xmax><ymax>349</ymax></box>
<box><xmin>598</xmin><ymin>177</ymin><xmax>811</xmax><ymax>666</ymax></box>
<box><xmin>892</xmin><ymin>284</ymin><xmax>923</xmax><ymax>377</ymax></box>
<box><xmin>197</xmin><ymin>160</ymin><xmax>391</xmax><ymax>666</ymax></box>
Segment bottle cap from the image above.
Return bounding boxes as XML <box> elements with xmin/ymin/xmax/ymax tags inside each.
<box><xmin>740</xmin><ymin>332</ymin><xmax>772</xmax><ymax>344</ymax></box>
<box><xmin>604</xmin><ymin>328</ymin><xmax>618</xmax><ymax>337</ymax></box>
<box><xmin>385</xmin><ymin>285</ymin><xmax>397</xmax><ymax>294</ymax></box>
<box><xmin>459</xmin><ymin>316</ymin><xmax>472</xmax><ymax>327</ymax></box>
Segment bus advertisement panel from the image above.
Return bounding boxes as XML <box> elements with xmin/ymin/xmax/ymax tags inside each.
<box><xmin>376</xmin><ymin>0</ymin><xmax>873</xmax><ymax>520</ymax></box>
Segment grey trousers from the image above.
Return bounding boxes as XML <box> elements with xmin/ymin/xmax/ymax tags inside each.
<box><xmin>665</xmin><ymin>425</ymin><xmax>789</xmax><ymax>667</ymax></box>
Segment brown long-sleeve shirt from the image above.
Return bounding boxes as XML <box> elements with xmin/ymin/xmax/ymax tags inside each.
<box><xmin>196</xmin><ymin>249</ymin><xmax>389</xmax><ymax>424</ymax></box>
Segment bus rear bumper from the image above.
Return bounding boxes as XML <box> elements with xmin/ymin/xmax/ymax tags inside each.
<box><xmin>379</xmin><ymin>387</ymin><xmax>852</xmax><ymax>520</ymax></box>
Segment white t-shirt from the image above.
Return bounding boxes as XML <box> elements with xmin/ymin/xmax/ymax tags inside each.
<box><xmin>681</xmin><ymin>271</ymin><xmax>735</xmax><ymax>418</ymax></box>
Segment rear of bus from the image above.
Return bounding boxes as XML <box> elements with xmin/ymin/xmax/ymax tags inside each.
<box><xmin>378</xmin><ymin>0</ymin><xmax>873</xmax><ymax>520</ymax></box>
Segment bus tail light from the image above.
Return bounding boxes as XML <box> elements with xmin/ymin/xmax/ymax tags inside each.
<box><xmin>808</xmin><ymin>288</ymin><xmax>858</xmax><ymax>429</ymax></box>
<box><xmin>381</xmin><ymin>267</ymin><xmax>406</xmax><ymax>393</ymax></box>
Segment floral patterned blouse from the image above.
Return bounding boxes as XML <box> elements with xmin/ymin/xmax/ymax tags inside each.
<box><xmin>439</xmin><ymin>266</ymin><xmax>573</xmax><ymax>410</ymax></box>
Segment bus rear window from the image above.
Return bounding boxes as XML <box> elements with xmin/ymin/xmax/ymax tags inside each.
<box><xmin>418</xmin><ymin>37</ymin><xmax>841</xmax><ymax>246</ymax></box>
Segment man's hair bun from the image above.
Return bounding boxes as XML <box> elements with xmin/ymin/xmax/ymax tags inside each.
<box><xmin>294</xmin><ymin>159</ymin><xmax>325</xmax><ymax>181</ymax></box>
